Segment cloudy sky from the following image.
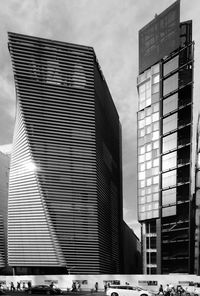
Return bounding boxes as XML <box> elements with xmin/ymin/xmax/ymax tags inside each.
<box><xmin>0</xmin><ymin>0</ymin><xmax>200</xmax><ymax>238</ymax></box>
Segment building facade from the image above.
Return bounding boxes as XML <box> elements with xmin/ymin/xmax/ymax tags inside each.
<box><xmin>8</xmin><ymin>32</ymin><xmax>123</xmax><ymax>275</ymax></box>
<box><xmin>137</xmin><ymin>1</ymin><xmax>194</xmax><ymax>274</ymax></box>
<box><xmin>122</xmin><ymin>221</ymin><xmax>142</xmax><ymax>274</ymax></box>
<box><xmin>0</xmin><ymin>152</ymin><xmax>10</xmax><ymax>274</ymax></box>
<box><xmin>194</xmin><ymin>115</ymin><xmax>200</xmax><ymax>275</ymax></box>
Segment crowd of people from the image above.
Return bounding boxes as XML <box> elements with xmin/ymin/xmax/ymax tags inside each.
<box><xmin>158</xmin><ymin>284</ymin><xmax>186</xmax><ymax>296</ymax></box>
<box><xmin>0</xmin><ymin>281</ymin><xmax>32</xmax><ymax>292</ymax></box>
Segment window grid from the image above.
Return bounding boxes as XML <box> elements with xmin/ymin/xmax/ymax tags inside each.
<box><xmin>138</xmin><ymin>64</ymin><xmax>160</xmax><ymax>221</ymax></box>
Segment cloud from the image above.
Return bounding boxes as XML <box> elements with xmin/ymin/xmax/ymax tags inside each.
<box><xmin>0</xmin><ymin>144</ymin><xmax>12</xmax><ymax>155</ymax></box>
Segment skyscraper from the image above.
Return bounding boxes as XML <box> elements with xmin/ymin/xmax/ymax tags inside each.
<box><xmin>8</xmin><ymin>32</ymin><xmax>123</xmax><ymax>275</ymax></box>
<box><xmin>137</xmin><ymin>0</ymin><xmax>194</xmax><ymax>274</ymax></box>
<box><xmin>0</xmin><ymin>152</ymin><xmax>9</xmax><ymax>273</ymax></box>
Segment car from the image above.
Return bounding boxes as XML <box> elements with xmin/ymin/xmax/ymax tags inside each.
<box><xmin>106</xmin><ymin>285</ymin><xmax>154</xmax><ymax>296</ymax></box>
<box><xmin>185</xmin><ymin>283</ymin><xmax>200</xmax><ymax>296</ymax></box>
<box><xmin>27</xmin><ymin>285</ymin><xmax>63</xmax><ymax>295</ymax></box>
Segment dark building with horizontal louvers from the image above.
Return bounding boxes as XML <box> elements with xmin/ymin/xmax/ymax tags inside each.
<box><xmin>122</xmin><ymin>221</ymin><xmax>142</xmax><ymax>274</ymax></box>
<box><xmin>8</xmin><ymin>32</ymin><xmax>123</xmax><ymax>275</ymax></box>
<box><xmin>0</xmin><ymin>152</ymin><xmax>9</xmax><ymax>274</ymax></box>
<box><xmin>137</xmin><ymin>0</ymin><xmax>195</xmax><ymax>274</ymax></box>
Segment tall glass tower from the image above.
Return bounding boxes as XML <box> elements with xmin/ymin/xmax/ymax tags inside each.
<box><xmin>8</xmin><ymin>32</ymin><xmax>123</xmax><ymax>275</ymax></box>
<box><xmin>137</xmin><ymin>1</ymin><xmax>194</xmax><ymax>274</ymax></box>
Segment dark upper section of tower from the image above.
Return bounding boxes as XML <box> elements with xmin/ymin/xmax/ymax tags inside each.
<box><xmin>139</xmin><ymin>0</ymin><xmax>181</xmax><ymax>74</ymax></box>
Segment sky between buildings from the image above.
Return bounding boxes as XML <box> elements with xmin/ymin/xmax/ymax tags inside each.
<box><xmin>0</xmin><ymin>0</ymin><xmax>200</xmax><ymax>239</ymax></box>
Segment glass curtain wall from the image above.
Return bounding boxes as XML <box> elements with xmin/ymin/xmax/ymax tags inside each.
<box><xmin>137</xmin><ymin>63</ymin><xmax>160</xmax><ymax>273</ymax></box>
<box><xmin>161</xmin><ymin>41</ymin><xmax>193</xmax><ymax>273</ymax></box>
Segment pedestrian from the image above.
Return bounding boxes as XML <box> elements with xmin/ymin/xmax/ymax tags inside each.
<box><xmin>158</xmin><ymin>284</ymin><xmax>164</xmax><ymax>295</ymax></box>
<box><xmin>77</xmin><ymin>283</ymin><xmax>81</xmax><ymax>291</ymax></box>
<box><xmin>10</xmin><ymin>282</ymin><xmax>15</xmax><ymax>291</ymax></box>
<box><xmin>104</xmin><ymin>283</ymin><xmax>107</xmax><ymax>292</ymax></box>
<box><xmin>28</xmin><ymin>281</ymin><xmax>32</xmax><ymax>290</ymax></box>
<box><xmin>95</xmin><ymin>282</ymin><xmax>98</xmax><ymax>292</ymax></box>
<box><xmin>164</xmin><ymin>284</ymin><xmax>170</xmax><ymax>296</ymax></box>
<box><xmin>72</xmin><ymin>282</ymin><xmax>76</xmax><ymax>292</ymax></box>
<box><xmin>50</xmin><ymin>282</ymin><xmax>54</xmax><ymax>289</ymax></box>
<box><xmin>17</xmin><ymin>282</ymin><xmax>20</xmax><ymax>291</ymax></box>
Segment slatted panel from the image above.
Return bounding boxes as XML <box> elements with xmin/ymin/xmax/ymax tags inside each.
<box><xmin>8</xmin><ymin>104</ymin><xmax>64</xmax><ymax>266</ymax></box>
<box><xmin>0</xmin><ymin>215</ymin><xmax>5</xmax><ymax>267</ymax></box>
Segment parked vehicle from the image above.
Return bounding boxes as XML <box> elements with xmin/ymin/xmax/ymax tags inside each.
<box><xmin>185</xmin><ymin>283</ymin><xmax>200</xmax><ymax>296</ymax></box>
<box><xmin>27</xmin><ymin>285</ymin><xmax>63</xmax><ymax>295</ymax></box>
<box><xmin>106</xmin><ymin>285</ymin><xmax>154</xmax><ymax>296</ymax></box>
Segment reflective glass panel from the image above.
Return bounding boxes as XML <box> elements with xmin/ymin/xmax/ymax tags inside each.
<box><xmin>138</xmin><ymin>119</ymin><xmax>145</xmax><ymax>129</ymax></box>
<box><xmin>152</xmin><ymin>167</ymin><xmax>159</xmax><ymax>175</ymax></box>
<box><xmin>162</xmin><ymin>151</ymin><xmax>177</xmax><ymax>171</ymax></box>
<box><xmin>146</xmin><ymin>144</ymin><xmax>151</xmax><ymax>152</ymax></box>
<box><xmin>146</xmin><ymin>116</ymin><xmax>151</xmax><ymax>125</ymax></box>
<box><xmin>163</xmin><ymin>73</ymin><xmax>178</xmax><ymax>96</ymax></box>
<box><xmin>153</xmin><ymin>122</ymin><xmax>159</xmax><ymax>131</ymax></box>
<box><xmin>153</xmin><ymin>176</ymin><xmax>159</xmax><ymax>184</ymax></box>
<box><xmin>139</xmin><ymin>146</ymin><xmax>145</xmax><ymax>154</ymax></box>
<box><xmin>163</xmin><ymin>55</ymin><xmax>179</xmax><ymax>76</ymax></box>
<box><xmin>139</xmin><ymin>128</ymin><xmax>145</xmax><ymax>137</ymax></box>
<box><xmin>153</xmin><ymin>193</ymin><xmax>159</xmax><ymax>201</ymax></box>
<box><xmin>139</xmin><ymin>155</ymin><xmax>145</xmax><ymax>163</ymax></box>
<box><xmin>163</xmin><ymin>93</ymin><xmax>178</xmax><ymax>116</ymax></box>
<box><xmin>147</xmin><ymin>178</ymin><xmax>152</xmax><ymax>186</ymax></box>
<box><xmin>146</xmin><ymin>107</ymin><xmax>151</xmax><ymax>116</ymax></box>
<box><xmin>146</xmin><ymin>125</ymin><xmax>152</xmax><ymax>134</ymax></box>
<box><xmin>153</xmin><ymin>158</ymin><xmax>159</xmax><ymax>167</ymax></box>
<box><xmin>162</xmin><ymin>205</ymin><xmax>176</xmax><ymax>217</ymax></box>
<box><xmin>162</xmin><ymin>132</ymin><xmax>177</xmax><ymax>153</ymax></box>
<box><xmin>162</xmin><ymin>170</ymin><xmax>176</xmax><ymax>188</ymax></box>
<box><xmin>163</xmin><ymin>113</ymin><xmax>177</xmax><ymax>134</ymax></box>
<box><xmin>152</xmin><ymin>112</ymin><xmax>159</xmax><ymax>122</ymax></box>
<box><xmin>152</xmin><ymin>73</ymin><xmax>160</xmax><ymax>84</ymax></box>
<box><xmin>152</xmin><ymin>184</ymin><xmax>159</xmax><ymax>192</ymax></box>
<box><xmin>152</xmin><ymin>64</ymin><xmax>159</xmax><ymax>74</ymax></box>
<box><xmin>139</xmin><ymin>163</ymin><xmax>145</xmax><ymax>172</ymax></box>
<box><xmin>139</xmin><ymin>171</ymin><xmax>145</xmax><ymax>180</ymax></box>
<box><xmin>162</xmin><ymin>188</ymin><xmax>176</xmax><ymax>206</ymax></box>
<box><xmin>152</xmin><ymin>131</ymin><xmax>159</xmax><ymax>140</ymax></box>
<box><xmin>153</xmin><ymin>141</ymin><xmax>159</xmax><ymax>149</ymax></box>
<box><xmin>146</xmin><ymin>187</ymin><xmax>152</xmax><ymax>194</ymax></box>
<box><xmin>138</xmin><ymin>110</ymin><xmax>145</xmax><ymax>120</ymax></box>
<box><xmin>146</xmin><ymin>161</ymin><xmax>152</xmax><ymax>169</ymax></box>
<box><xmin>153</xmin><ymin>103</ymin><xmax>159</xmax><ymax>113</ymax></box>
<box><xmin>152</xmin><ymin>83</ymin><xmax>159</xmax><ymax>94</ymax></box>
<box><xmin>152</xmin><ymin>210</ymin><xmax>159</xmax><ymax>218</ymax></box>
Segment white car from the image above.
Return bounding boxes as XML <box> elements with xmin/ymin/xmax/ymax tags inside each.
<box><xmin>185</xmin><ymin>283</ymin><xmax>200</xmax><ymax>296</ymax></box>
<box><xmin>106</xmin><ymin>285</ymin><xmax>154</xmax><ymax>296</ymax></box>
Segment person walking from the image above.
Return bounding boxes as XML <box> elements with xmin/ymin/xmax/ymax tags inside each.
<box><xmin>158</xmin><ymin>285</ymin><xmax>164</xmax><ymax>295</ymax></box>
<box><xmin>50</xmin><ymin>282</ymin><xmax>54</xmax><ymax>289</ymax></box>
<box><xmin>95</xmin><ymin>282</ymin><xmax>98</xmax><ymax>292</ymax></box>
<box><xmin>17</xmin><ymin>282</ymin><xmax>21</xmax><ymax>291</ymax></box>
<box><xmin>10</xmin><ymin>282</ymin><xmax>15</xmax><ymax>291</ymax></box>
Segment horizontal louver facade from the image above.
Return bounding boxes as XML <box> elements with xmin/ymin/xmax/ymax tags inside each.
<box><xmin>8</xmin><ymin>32</ymin><xmax>123</xmax><ymax>274</ymax></box>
